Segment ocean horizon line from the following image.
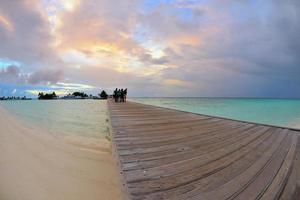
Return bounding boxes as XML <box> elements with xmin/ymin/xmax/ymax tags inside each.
<box><xmin>2</xmin><ymin>96</ymin><xmax>300</xmax><ymax>100</ymax></box>
<box><xmin>130</xmin><ymin>97</ymin><xmax>300</xmax><ymax>100</ymax></box>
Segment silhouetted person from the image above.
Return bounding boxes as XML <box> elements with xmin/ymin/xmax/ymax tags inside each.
<box><xmin>117</xmin><ymin>89</ymin><xmax>121</xmax><ymax>102</ymax></box>
<box><xmin>120</xmin><ymin>89</ymin><xmax>124</xmax><ymax>102</ymax></box>
<box><xmin>124</xmin><ymin>88</ymin><xmax>127</xmax><ymax>102</ymax></box>
<box><xmin>113</xmin><ymin>88</ymin><xmax>118</xmax><ymax>102</ymax></box>
<box><xmin>113</xmin><ymin>88</ymin><xmax>128</xmax><ymax>103</ymax></box>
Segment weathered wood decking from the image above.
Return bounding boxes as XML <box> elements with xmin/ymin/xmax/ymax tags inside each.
<box><xmin>108</xmin><ymin>100</ymin><xmax>300</xmax><ymax>200</ymax></box>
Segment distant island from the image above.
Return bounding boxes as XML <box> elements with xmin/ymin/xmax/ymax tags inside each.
<box><xmin>38</xmin><ymin>90</ymin><xmax>108</xmax><ymax>100</ymax></box>
<box><xmin>38</xmin><ymin>92</ymin><xmax>58</xmax><ymax>100</ymax></box>
<box><xmin>0</xmin><ymin>90</ymin><xmax>109</xmax><ymax>101</ymax></box>
<box><xmin>0</xmin><ymin>96</ymin><xmax>32</xmax><ymax>101</ymax></box>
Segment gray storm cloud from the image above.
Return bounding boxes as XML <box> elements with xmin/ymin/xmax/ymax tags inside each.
<box><xmin>0</xmin><ymin>65</ymin><xmax>26</xmax><ymax>84</ymax></box>
<box><xmin>0</xmin><ymin>1</ymin><xmax>55</xmax><ymax>66</ymax></box>
<box><xmin>0</xmin><ymin>65</ymin><xmax>64</xmax><ymax>85</ymax></box>
<box><xmin>137</xmin><ymin>0</ymin><xmax>300</xmax><ymax>97</ymax></box>
<box><xmin>28</xmin><ymin>69</ymin><xmax>64</xmax><ymax>85</ymax></box>
<box><xmin>139</xmin><ymin>53</ymin><xmax>169</xmax><ymax>65</ymax></box>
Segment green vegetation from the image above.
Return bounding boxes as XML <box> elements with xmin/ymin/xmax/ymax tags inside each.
<box><xmin>0</xmin><ymin>96</ymin><xmax>31</xmax><ymax>100</ymax></box>
<box><xmin>38</xmin><ymin>92</ymin><xmax>58</xmax><ymax>100</ymax></box>
<box><xmin>37</xmin><ymin>90</ymin><xmax>110</xmax><ymax>100</ymax></box>
<box><xmin>72</xmin><ymin>92</ymin><xmax>88</xmax><ymax>98</ymax></box>
<box><xmin>99</xmin><ymin>90</ymin><xmax>108</xmax><ymax>99</ymax></box>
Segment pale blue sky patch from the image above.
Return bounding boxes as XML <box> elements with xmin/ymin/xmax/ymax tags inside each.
<box><xmin>0</xmin><ymin>59</ymin><xmax>21</xmax><ymax>68</ymax></box>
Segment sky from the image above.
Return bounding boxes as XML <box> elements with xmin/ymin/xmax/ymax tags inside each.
<box><xmin>0</xmin><ymin>0</ymin><xmax>300</xmax><ymax>98</ymax></box>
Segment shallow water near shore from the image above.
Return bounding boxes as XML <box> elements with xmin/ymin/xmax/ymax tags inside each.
<box><xmin>0</xmin><ymin>100</ymin><xmax>122</xmax><ymax>200</ymax></box>
<box><xmin>1</xmin><ymin>98</ymin><xmax>300</xmax><ymax>139</ymax></box>
<box><xmin>0</xmin><ymin>100</ymin><xmax>109</xmax><ymax>140</ymax></box>
<box><xmin>130</xmin><ymin>97</ymin><xmax>300</xmax><ymax>129</ymax></box>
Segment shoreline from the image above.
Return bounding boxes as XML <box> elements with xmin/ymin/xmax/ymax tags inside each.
<box><xmin>289</xmin><ymin>121</ymin><xmax>300</xmax><ymax>130</ymax></box>
<box><xmin>0</xmin><ymin>107</ymin><xmax>122</xmax><ymax>200</ymax></box>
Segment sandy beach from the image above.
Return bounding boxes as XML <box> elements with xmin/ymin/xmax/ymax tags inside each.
<box><xmin>288</xmin><ymin>119</ymin><xmax>300</xmax><ymax>130</ymax></box>
<box><xmin>292</xmin><ymin>122</ymin><xmax>300</xmax><ymax>129</ymax></box>
<box><xmin>0</xmin><ymin>107</ymin><xmax>122</xmax><ymax>200</ymax></box>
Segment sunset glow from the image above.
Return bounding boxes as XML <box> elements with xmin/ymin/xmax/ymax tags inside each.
<box><xmin>0</xmin><ymin>15</ymin><xmax>12</xmax><ymax>31</ymax></box>
<box><xmin>0</xmin><ymin>0</ymin><xmax>300</xmax><ymax>97</ymax></box>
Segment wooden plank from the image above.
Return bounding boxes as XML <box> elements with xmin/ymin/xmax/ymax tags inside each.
<box><xmin>119</xmin><ymin>124</ymin><xmax>255</xmax><ymax>163</ymax></box>
<box><xmin>279</xmin><ymin>131</ymin><xmax>300</xmax><ymax>200</ymax></box>
<box><xmin>127</xmin><ymin>127</ymin><xmax>280</xmax><ymax>199</ymax></box>
<box><xmin>117</xmin><ymin>121</ymin><xmax>245</xmax><ymax>152</ymax></box>
<box><xmin>122</xmin><ymin>125</ymin><xmax>267</xmax><ymax>172</ymax></box>
<box><xmin>108</xmin><ymin>100</ymin><xmax>300</xmax><ymax>200</ymax></box>
<box><xmin>187</xmin><ymin>129</ymin><xmax>291</xmax><ymax>200</ymax></box>
<box><xmin>137</xmin><ymin>127</ymin><xmax>281</xmax><ymax>200</ymax></box>
<box><xmin>260</xmin><ymin>132</ymin><xmax>298</xmax><ymax>200</ymax></box>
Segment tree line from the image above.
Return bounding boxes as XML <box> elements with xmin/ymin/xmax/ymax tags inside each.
<box><xmin>38</xmin><ymin>90</ymin><xmax>108</xmax><ymax>100</ymax></box>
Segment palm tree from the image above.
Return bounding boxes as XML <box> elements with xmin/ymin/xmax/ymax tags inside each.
<box><xmin>99</xmin><ymin>90</ymin><xmax>108</xmax><ymax>99</ymax></box>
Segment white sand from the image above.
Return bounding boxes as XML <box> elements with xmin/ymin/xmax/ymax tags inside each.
<box><xmin>294</xmin><ymin>121</ymin><xmax>300</xmax><ymax>129</ymax></box>
<box><xmin>293</xmin><ymin>124</ymin><xmax>300</xmax><ymax>129</ymax></box>
<box><xmin>0</xmin><ymin>107</ymin><xmax>123</xmax><ymax>200</ymax></box>
<box><xmin>288</xmin><ymin>119</ymin><xmax>300</xmax><ymax>130</ymax></box>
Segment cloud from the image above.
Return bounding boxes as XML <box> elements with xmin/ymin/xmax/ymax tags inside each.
<box><xmin>0</xmin><ymin>65</ymin><xmax>19</xmax><ymax>76</ymax></box>
<box><xmin>0</xmin><ymin>0</ymin><xmax>60</xmax><ymax>68</ymax></box>
<box><xmin>0</xmin><ymin>65</ymin><xmax>64</xmax><ymax>85</ymax></box>
<box><xmin>0</xmin><ymin>65</ymin><xmax>26</xmax><ymax>83</ymax></box>
<box><xmin>139</xmin><ymin>53</ymin><xmax>168</xmax><ymax>65</ymax></box>
<box><xmin>55</xmin><ymin>0</ymin><xmax>141</xmax><ymax>55</ymax></box>
<box><xmin>136</xmin><ymin>0</ymin><xmax>300</xmax><ymax>97</ymax></box>
<box><xmin>1</xmin><ymin>0</ymin><xmax>300</xmax><ymax>97</ymax></box>
<box><xmin>28</xmin><ymin>69</ymin><xmax>64</xmax><ymax>85</ymax></box>
<box><xmin>0</xmin><ymin>14</ymin><xmax>13</xmax><ymax>31</ymax></box>
<box><xmin>26</xmin><ymin>82</ymin><xmax>95</xmax><ymax>96</ymax></box>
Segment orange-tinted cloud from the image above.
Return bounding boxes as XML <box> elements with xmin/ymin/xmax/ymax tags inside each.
<box><xmin>0</xmin><ymin>14</ymin><xmax>12</xmax><ymax>31</ymax></box>
<box><xmin>1</xmin><ymin>0</ymin><xmax>300</xmax><ymax>97</ymax></box>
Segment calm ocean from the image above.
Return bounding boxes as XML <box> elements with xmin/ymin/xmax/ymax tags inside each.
<box><xmin>130</xmin><ymin>98</ymin><xmax>300</xmax><ymax>129</ymax></box>
<box><xmin>0</xmin><ymin>100</ymin><xmax>109</xmax><ymax>139</ymax></box>
<box><xmin>1</xmin><ymin>98</ymin><xmax>300</xmax><ymax>140</ymax></box>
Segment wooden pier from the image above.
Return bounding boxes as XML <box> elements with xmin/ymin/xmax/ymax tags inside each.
<box><xmin>108</xmin><ymin>101</ymin><xmax>300</xmax><ymax>200</ymax></box>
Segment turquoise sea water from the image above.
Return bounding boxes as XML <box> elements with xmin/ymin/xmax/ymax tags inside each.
<box><xmin>130</xmin><ymin>98</ymin><xmax>300</xmax><ymax>128</ymax></box>
<box><xmin>0</xmin><ymin>100</ymin><xmax>109</xmax><ymax>139</ymax></box>
<box><xmin>1</xmin><ymin>98</ymin><xmax>300</xmax><ymax>140</ymax></box>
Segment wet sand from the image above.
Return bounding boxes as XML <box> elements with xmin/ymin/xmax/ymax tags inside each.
<box><xmin>289</xmin><ymin>119</ymin><xmax>300</xmax><ymax>130</ymax></box>
<box><xmin>0</xmin><ymin>107</ymin><xmax>122</xmax><ymax>200</ymax></box>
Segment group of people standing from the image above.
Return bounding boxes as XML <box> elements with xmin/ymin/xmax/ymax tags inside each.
<box><xmin>113</xmin><ymin>88</ymin><xmax>127</xmax><ymax>103</ymax></box>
